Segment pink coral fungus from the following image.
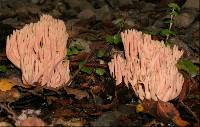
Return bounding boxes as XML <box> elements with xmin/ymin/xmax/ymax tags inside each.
<box><xmin>108</xmin><ymin>29</ymin><xmax>184</xmax><ymax>102</ymax></box>
<box><xmin>6</xmin><ymin>15</ymin><xmax>70</xmax><ymax>88</ymax></box>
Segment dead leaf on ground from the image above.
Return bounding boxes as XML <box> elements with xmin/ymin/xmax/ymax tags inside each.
<box><xmin>55</xmin><ymin>118</ymin><xmax>87</xmax><ymax>127</ymax></box>
<box><xmin>0</xmin><ymin>88</ymin><xmax>21</xmax><ymax>102</ymax></box>
<box><xmin>47</xmin><ymin>96</ymin><xmax>73</xmax><ymax>105</ymax></box>
<box><xmin>0</xmin><ymin>79</ymin><xmax>15</xmax><ymax>92</ymax></box>
<box><xmin>53</xmin><ymin>108</ymin><xmax>78</xmax><ymax>118</ymax></box>
<box><xmin>141</xmin><ymin>100</ymin><xmax>189</xmax><ymax>127</ymax></box>
<box><xmin>69</xmin><ymin>52</ymin><xmax>90</xmax><ymax>62</ymax></box>
<box><xmin>80</xmin><ymin>82</ymin><xmax>90</xmax><ymax>89</ymax></box>
<box><xmin>157</xmin><ymin>100</ymin><xmax>189</xmax><ymax>127</ymax></box>
<box><xmin>91</xmin><ymin>85</ymin><xmax>104</xmax><ymax>95</ymax></box>
<box><xmin>178</xmin><ymin>79</ymin><xmax>191</xmax><ymax>102</ymax></box>
<box><xmin>64</xmin><ymin>87</ymin><xmax>89</xmax><ymax>100</ymax></box>
<box><xmin>15</xmin><ymin>117</ymin><xmax>45</xmax><ymax>126</ymax></box>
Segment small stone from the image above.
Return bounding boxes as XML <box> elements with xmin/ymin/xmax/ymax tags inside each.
<box><xmin>78</xmin><ymin>9</ymin><xmax>95</xmax><ymax>20</ymax></box>
<box><xmin>95</xmin><ymin>5</ymin><xmax>113</xmax><ymax>21</ymax></box>
<box><xmin>63</xmin><ymin>9</ymin><xmax>78</xmax><ymax>19</ymax></box>
<box><xmin>65</xmin><ymin>0</ymin><xmax>94</xmax><ymax>11</ymax></box>
<box><xmin>169</xmin><ymin>36</ymin><xmax>192</xmax><ymax>57</ymax></box>
<box><xmin>125</xmin><ymin>18</ymin><xmax>137</xmax><ymax>27</ymax></box>
<box><xmin>174</xmin><ymin>12</ymin><xmax>195</xmax><ymax>28</ymax></box>
<box><xmin>185</xmin><ymin>21</ymin><xmax>200</xmax><ymax>52</ymax></box>
<box><xmin>49</xmin><ymin>9</ymin><xmax>62</xmax><ymax>18</ymax></box>
<box><xmin>141</xmin><ymin>2</ymin><xmax>156</xmax><ymax>12</ymax></box>
<box><xmin>31</xmin><ymin>0</ymin><xmax>40</xmax><ymax>4</ymax></box>
<box><xmin>64</xmin><ymin>0</ymin><xmax>80</xmax><ymax>8</ymax></box>
<box><xmin>118</xmin><ymin>0</ymin><xmax>133</xmax><ymax>7</ymax></box>
<box><xmin>183</xmin><ymin>0</ymin><xmax>199</xmax><ymax>9</ymax></box>
<box><xmin>91</xmin><ymin>0</ymin><xmax>107</xmax><ymax>8</ymax></box>
<box><xmin>0</xmin><ymin>8</ymin><xmax>16</xmax><ymax>20</ymax></box>
<box><xmin>106</xmin><ymin>0</ymin><xmax>119</xmax><ymax>8</ymax></box>
<box><xmin>91</xmin><ymin>111</ymin><xmax>123</xmax><ymax>127</ymax></box>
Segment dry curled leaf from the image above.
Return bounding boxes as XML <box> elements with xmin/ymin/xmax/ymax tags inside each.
<box><xmin>65</xmin><ymin>87</ymin><xmax>89</xmax><ymax>100</ymax></box>
<box><xmin>141</xmin><ymin>100</ymin><xmax>189</xmax><ymax>126</ymax></box>
<box><xmin>157</xmin><ymin>100</ymin><xmax>189</xmax><ymax>127</ymax></box>
<box><xmin>0</xmin><ymin>79</ymin><xmax>15</xmax><ymax>92</ymax></box>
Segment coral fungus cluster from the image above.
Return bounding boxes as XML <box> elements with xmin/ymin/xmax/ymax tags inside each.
<box><xmin>6</xmin><ymin>15</ymin><xmax>70</xmax><ymax>88</ymax></box>
<box><xmin>108</xmin><ymin>29</ymin><xmax>184</xmax><ymax>102</ymax></box>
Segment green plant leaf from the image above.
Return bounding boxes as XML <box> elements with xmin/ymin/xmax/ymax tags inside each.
<box><xmin>160</xmin><ymin>29</ymin><xmax>176</xmax><ymax>36</ymax></box>
<box><xmin>79</xmin><ymin>61</ymin><xmax>86</xmax><ymax>68</ymax></box>
<box><xmin>67</xmin><ymin>46</ymin><xmax>80</xmax><ymax>56</ymax></box>
<box><xmin>168</xmin><ymin>3</ymin><xmax>180</xmax><ymax>12</ymax></box>
<box><xmin>106</xmin><ymin>34</ymin><xmax>121</xmax><ymax>45</ymax></box>
<box><xmin>95</xmin><ymin>68</ymin><xmax>106</xmax><ymax>76</ymax></box>
<box><xmin>74</xmin><ymin>43</ymin><xmax>84</xmax><ymax>50</ymax></box>
<box><xmin>0</xmin><ymin>65</ymin><xmax>7</xmax><ymax>72</ymax></box>
<box><xmin>81</xmin><ymin>66</ymin><xmax>93</xmax><ymax>74</ymax></box>
<box><xmin>97</xmin><ymin>49</ymin><xmax>105</xmax><ymax>58</ymax></box>
<box><xmin>113</xmin><ymin>34</ymin><xmax>121</xmax><ymax>44</ymax></box>
<box><xmin>105</xmin><ymin>35</ymin><xmax>114</xmax><ymax>44</ymax></box>
<box><xmin>177</xmin><ymin>59</ymin><xmax>198</xmax><ymax>77</ymax></box>
<box><xmin>170</xmin><ymin>11</ymin><xmax>179</xmax><ymax>16</ymax></box>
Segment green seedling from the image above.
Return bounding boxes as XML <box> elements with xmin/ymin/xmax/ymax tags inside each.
<box><xmin>160</xmin><ymin>29</ymin><xmax>176</xmax><ymax>37</ymax></box>
<box><xmin>160</xmin><ymin>3</ymin><xmax>180</xmax><ymax>43</ymax></box>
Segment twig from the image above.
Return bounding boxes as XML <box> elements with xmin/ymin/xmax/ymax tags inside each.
<box><xmin>59</xmin><ymin>50</ymin><xmax>95</xmax><ymax>89</ymax></box>
<box><xmin>165</xmin><ymin>11</ymin><xmax>174</xmax><ymax>42</ymax></box>
<box><xmin>70</xmin><ymin>62</ymin><xmax>108</xmax><ymax>68</ymax></box>
<box><xmin>0</xmin><ymin>103</ymin><xmax>17</xmax><ymax>121</ymax></box>
<box><xmin>179</xmin><ymin>101</ymin><xmax>198</xmax><ymax>123</ymax></box>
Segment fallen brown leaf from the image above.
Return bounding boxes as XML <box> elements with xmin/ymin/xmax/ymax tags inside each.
<box><xmin>157</xmin><ymin>100</ymin><xmax>189</xmax><ymax>127</ymax></box>
<box><xmin>178</xmin><ymin>79</ymin><xmax>190</xmax><ymax>102</ymax></box>
<box><xmin>91</xmin><ymin>85</ymin><xmax>104</xmax><ymax>95</ymax></box>
<box><xmin>64</xmin><ymin>87</ymin><xmax>89</xmax><ymax>100</ymax></box>
<box><xmin>54</xmin><ymin>108</ymin><xmax>78</xmax><ymax>118</ymax></box>
<box><xmin>0</xmin><ymin>79</ymin><xmax>15</xmax><ymax>92</ymax></box>
<box><xmin>15</xmin><ymin>117</ymin><xmax>45</xmax><ymax>126</ymax></box>
<box><xmin>0</xmin><ymin>88</ymin><xmax>21</xmax><ymax>102</ymax></box>
<box><xmin>141</xmin><ymin>100</ymin><xmax>189</xmax><ymax>126</ymax></box>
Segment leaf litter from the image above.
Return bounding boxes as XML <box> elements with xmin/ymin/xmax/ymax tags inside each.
<box><xmin>0</xmin><ymin>0</ymin><xmax>199</xmax><ymax>126</ymax></box>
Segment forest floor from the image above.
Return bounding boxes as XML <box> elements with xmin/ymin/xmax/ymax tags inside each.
<box><xmin>0</xmin><ymin>0</ymin><xmax>199</xmax><ymax>126</ymax></box>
